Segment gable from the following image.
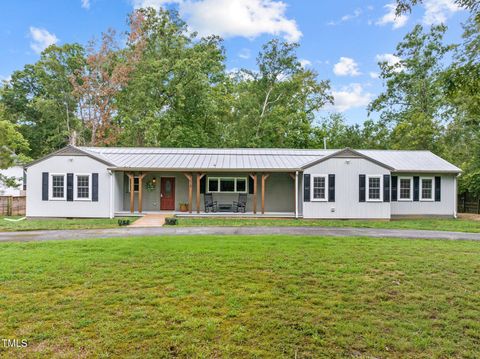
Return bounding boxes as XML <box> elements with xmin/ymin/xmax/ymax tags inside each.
<box><xmin>25</xmin><ymin>145</ymin><xmax>114</xmax><ymax>168</ymax></box>
<box><xmin>302</xmin><ymin>148</ymin><xmax>394</xmax><ymax>171</ymax></box>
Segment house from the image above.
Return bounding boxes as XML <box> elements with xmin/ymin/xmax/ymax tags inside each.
<box><xmin>0</xmin><ymin>166</ymin><xmax>26</xmax><ymax>196</ymax></box>
<box><xmin>24</xmin><ymin>145</ymin><xmax>461</xmax><ymax>219</ymax></box>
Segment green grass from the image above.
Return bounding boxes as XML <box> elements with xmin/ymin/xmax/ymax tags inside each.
<box><xmin>0</xmin><ymin>235</ymin><xmax>479</xmax><ymax>357</ymax></box>
<box><xmin>0</xmin><ymin>217</ymin><xmax>136</xmax><ymax>232</ymax></box>
<box><xmin>177</xmin><ymin>217</ymin><xmax>480</xmax><ymax>233</ymax></box>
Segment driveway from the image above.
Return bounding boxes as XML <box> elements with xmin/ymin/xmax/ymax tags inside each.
<box><xmin>1</xmin><ymin>226</ymin><xmax>480</xmax><ymax>242</ymax></box>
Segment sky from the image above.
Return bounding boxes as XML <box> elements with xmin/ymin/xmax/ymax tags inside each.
<box><xmin>0</xmin><ymin>0</ymin><xmax>469</xmax><ymax>125</ymax></box>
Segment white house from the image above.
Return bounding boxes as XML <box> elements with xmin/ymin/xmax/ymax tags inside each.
<box><xmin>0</xmin><ymin>166</ymin><xmax>26</xmax><ymax>196</ymax></box>
<box><xmin>25</xmin><ymin>146</ymin><xmax>461</xmax><ymax>219</ymax></box>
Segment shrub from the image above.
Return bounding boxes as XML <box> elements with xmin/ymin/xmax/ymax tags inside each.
<box><xmin>118</xmin><ymin>219</ymin><xmax>131</xmax><ymax>226</ymax></box>
<box><xmin>165</xmin><ymin>217</ymin><xmax>178</xmax><ymax>225</ymax></box>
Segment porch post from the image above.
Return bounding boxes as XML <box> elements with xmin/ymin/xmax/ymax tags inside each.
<box><xmin>126</xmin><ymin>173</ymin><xmax>134</xmax><ymax>213</ymax></box>
<box><xmin>295</xmin><ymin>171</ymin><xmax>298</xmax><ymax>219</ymax></box>
<box><xmin>249</xmin><ymin>173</ymin><xmax>257</xmax><ymax>214</ymax></box>
<box><xmin>196</xmin><ymin>173</ymin><xmax>205</xmax><ymax>213</ymax></box>
<box><xmin>183</xmin><ymin>173</ymin><xmax>193</xmax><ymax>213</ymax></box>
<box><xmin>138</xmin><ymin>173</ymin><xmax>147</xmax><ymax>213</ymax></box>
<box><xmin>261</xmin><ymin>174</ymin><xmax>270</xmax><ymax>214</ymax></box>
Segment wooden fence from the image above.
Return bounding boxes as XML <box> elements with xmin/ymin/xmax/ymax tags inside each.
<box><xmin>0</xmin><ymin>196</ymin><xmax>26</xmax><ymax>216</ymax></box>
<box><xmin>458</xmin><ymin>194</ymin><xmax>480</xmax><ymax>214</ymax></box>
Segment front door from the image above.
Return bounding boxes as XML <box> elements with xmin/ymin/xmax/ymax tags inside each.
<box><xmin>160</xmin><ymin>177</ymin><xmax>175</xmax><ymax>210</ymax></box>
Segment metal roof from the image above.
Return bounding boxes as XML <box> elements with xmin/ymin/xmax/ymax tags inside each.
<box><xmin>78</xmin><ymin>147</ymin><xmax>461</xmax><ymax>173</ymax></box>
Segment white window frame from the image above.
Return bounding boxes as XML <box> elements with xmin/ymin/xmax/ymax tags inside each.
<box><xmin>207</xmin><ymin>177</ymin><xmax>248</xmax><ymax>193</ymax></box>
<box><xmin>367</xmin><ymin>175</ymin><xmax>383</xmax><ymax>202</ymax></box>
<box><xmin>398</xmin><ymin>176</ymin><xmax>413</xmax><ymax>201</ymax></box>
<box><xmin>74</xmin><ymin>173</ymin><xmax>92</xmax><ymax>201</ymax></box>
<box><xmin>50</xmin><ymin>173</ymin><xmax>66</xmax><ymax>201</ymax></box>
<box><xmin>420</xmin><ymin>176</ymin><xmax>434</xmax><ymax>201</ymax></box>
<box><xmin>128</xmin><ymin>176</ymin><xmax>140</xmax><ymax>193</ymax></box>
<box><xmin>310</xmin><ymin>174</ymin><xmax>328</xmax><ymax>202</ymax></box>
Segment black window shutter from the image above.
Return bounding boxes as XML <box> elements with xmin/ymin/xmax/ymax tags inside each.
<box><xmin>413</xmin><ymin>176</ymin><xmax>420</xmax><ymax>201</ymax></box>
<box><xmin>92</xmin><ymin>173</ymin><xmax>99</xmax><ymax>202</ymax></box>
<box><xmin>200</xmin><ymin>176</ymin><xmax>206</xmax><ymax>194</ymax></box>
<box><xmin>67</xmin><ymin>173</ymin><xmax>74</xmax><ymax>201</ymax></box>
<box><xmin>383</xmin><ymin>174</ymin><xmax>390</xmax><ymax>202</ymax></box>
<box><xmin>359</xmin><ymin>174</ymin><xmax>366</xmax><ymax>202</ymax></box>
<box><xmin>304</xmin><ymin>174</ymin><xmax>311</xmax><ymax>202</ymax></box>
<box><xmin>435</xmin><ymin>176</ymin><xmax>441</xmax><ymax>201</ymax></box>
<box><xmin>391</xmin><ymin>176</ymin><xmax>398</xmax><ymax>201</ymax></box>
<box><xmin>328</xmin><ymin>174</ymin><xmax>335</xmax><ymax>202</ymax></box>
<box><xmin>248</xmin><ymin>176</ymin><xmax>255</xmax><ymax>194</ymax></box>
<box><xmin>42</xmin><ymin>172</ymin><xmax>49</xmax><ymax>201</ymax></box>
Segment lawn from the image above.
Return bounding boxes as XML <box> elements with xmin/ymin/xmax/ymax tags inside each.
<box><xmin>177</xmin><ymin>217</ymin><xmax>480</xmax><ymax>233</ymax></box>
<box><xmin>0</xmin><ymin>217</ymin><xmax>136</xmax><ymax>232</ymax></box>
<box><xmin>0</xmin><ymin>235</ymin><xmax>479</xmax><ymax>358</ymax></box>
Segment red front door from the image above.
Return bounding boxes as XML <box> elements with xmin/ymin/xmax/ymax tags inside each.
<box><xmin>160</xmin><ymin>177</ymin><xmax>175</xmax><ymax>210</ymax></box>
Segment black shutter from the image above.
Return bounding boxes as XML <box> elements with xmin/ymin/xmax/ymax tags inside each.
<box><xmin>304</xmin><ymin>174</ymin><xmax>311</xmax><ymax>202</ymax></box>
<box><xmin>328</xmin><ymin>174</ymin><xmax>335</xmax><ymax>202</ymax></box>
<box><xmin>248</xmin><ymin>176</ymin><xmax>255</xmax><ymax>194</ymax></box>
<box><xmin>67</xmin><ymin>173</ymin><xmax>74</xmax><ymax>201</ymax></box>
<box><xmin>383</xmin><ymin>174</ymin><xmax>390</xmax><ymax>202</ymax></box>
<box><xmin>42</xmin><ymin>172</ymin><xmax>49</xmax><ymax>201</ymax></box>
<box><xmin>200</xmin><ymin>176</ymin><xmax>206</xmax><ymax>194</ymax></box>
<box><xmin>391</xmin><ymin>176</ymin><xmax>398</xmax><ymax>201</ymax></box>
<box><xmin>92</xmin><ymin>173</ymin><xmax>99</xmax><ymax>202</ymax></box>
<box><xmin>435</xmin><ymin>176</ymin><xmax>441</xmax><ymax>201</ymax></box>
<box><xmin>359</xmin><ymin>174</ymin><xmax>366</xmax><ymax>202</ymax></box>
<box><xmin>413</xmin><ymin>176</ymin><xmax>420</xmax><ymax>201</ymax></box>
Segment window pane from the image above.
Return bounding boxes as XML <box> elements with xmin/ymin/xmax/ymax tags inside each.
<box><xmin>52</xmin><ymin>175</ymin><xmax>64</xmax><ymax>198</ymax></box>
<box><xmin>422</xmin><ymin>179</ymin><xmax>432</xmax><ymax>199</ymax></box>
<box><xmin>133</xmin><ymin>177</ymin><xmax>139</xmax><ymax>192</ymax></box>
<box><xmin>77</xmin><ymin>175</ymin><xmax>90</xmax><ymax>199</ymax></box>
<box><xmin>368</xmin><ymin>177</ymin><xmax>380</xmax><ymax>199</ymax></box>
<box><xmin>313</xmin><ymin>176</ymin><xmax>326</xmax><ymax>199</ymax></box>
<box><xmin>208</xmin><ymin>179</ymin><xmax>218</xmax><ymax>192</ymax></box>
<box><xmin>399</xmin><ymin>178</ymin><xmax>411</xmax><ymax>199</ymax></box>
<box><xmin>220</xmin><ymin>178</ymin><xmax>235</xmax><ymax>192</ymax></box>
<box><xmin>236</xmin><ymin>178</ymin><xmax>246</xmax><ymax>192</ymax></box>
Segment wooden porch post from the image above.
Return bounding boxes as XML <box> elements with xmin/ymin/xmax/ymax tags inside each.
<box><xmin>138</xmin><ymin>173</ymin><xmax>147</xmax><ymax>213</ymax></box>
<box><xmin>126</xmin><ymin>173</ymin><xmax>135</xmax><ymax>213</ymax></box>
<box><xmin>196</xmin><ymin>173</ymin><xmax>205</xmax><ymax>213</ymax></box>
<box><xmin>249</xmin><ymin>173</ymin><xmax>257</xmax><ymax>214</ymax></box>
<box><xmin>183</xmin><ymin>173</ymin><xmax>193</xmax><ymax>213</ymax></box>
<box><xmin>289</xmin><ymin>173</ymin><xmax>297</xmax><ymax>217</ymax></box>
<box><xmin>261</xmin><ymin>174</ymin><xmax>270</xmax><ymax>214</ymax></box>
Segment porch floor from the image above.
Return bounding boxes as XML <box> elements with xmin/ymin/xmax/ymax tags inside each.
<box><xmin>115</xmin><ymin>211</ymin><xmax>298</xmax><ymax>218</ymax></box>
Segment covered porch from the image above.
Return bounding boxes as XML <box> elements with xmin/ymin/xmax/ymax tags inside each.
<box><xmin>113</xmin><ymin>171</ymin><xmax>302</xmax><ymax>218</ymax></box>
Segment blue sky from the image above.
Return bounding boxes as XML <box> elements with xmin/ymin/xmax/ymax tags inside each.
<box><xmin>0</xmin><ymin>0</ymin><xmax>468</xmax><ymax>125</ymax></box>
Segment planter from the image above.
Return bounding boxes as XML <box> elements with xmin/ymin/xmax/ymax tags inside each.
<box><xmin>179</xmin><ymin>203</ymin><xmax>189</xmax><ymax>212</ymax></box>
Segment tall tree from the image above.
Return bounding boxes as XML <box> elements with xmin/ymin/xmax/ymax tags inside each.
<box><xmin>369</xmin><ymin>24</ymin><xmax>454</xmax><ymax>152</ymax></box>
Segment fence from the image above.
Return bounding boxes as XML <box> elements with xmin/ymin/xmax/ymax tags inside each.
<box><xmin>458</xmin><ymin>193</ymin><xmax>480</xmax><ymax>214</ymax></box>
<box><xmin>0</xmin><ymin>196</ymin><xmax>26</xmax><ymax>216</ymax></box>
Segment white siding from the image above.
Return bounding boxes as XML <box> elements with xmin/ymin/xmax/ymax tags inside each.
<box><xmin>391</xmin><ymin>173</ymin><xmax>456</xmax><ymax>217</ymax></box>
<box><xmin>26</xmin><ymin>155</ymin><xmax>111</xmax><ymax>218</ymax></box>
<box><xmin>303</xmin><ymin>157</ymin><xmax>391</xmax><ymax>219</ymax></box>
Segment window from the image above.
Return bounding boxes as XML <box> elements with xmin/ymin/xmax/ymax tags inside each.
<box><xmin>399</xmin><ymin>177</ymin><xmax>412</xmax><ymax>201</ymax></box>
<box><xmin>128</xmin><ymin>177</ymin><xmax>140</xmax><ymax>192</ymax></box>
<box><xmin>75</xmin><ymin>174</ymin><xmax>91</xmax><ymax>200</ymax></box>
<box><xmin>420</xmin><ymin>177</ymin><xmax>434</xmax><ymax>200</ymax></box>
<box><xmin>311</xmin><ymin>175</ymin><xmax>327</xmax><ymax>201</ymax></box>
<box><xmin>207</xmin><ymin>177</ymin><xmax>247</xmax><ymax>193</ymax></box>
<box><xmin>51</xmin><ymin>174</ymin><xmax>65</xmax><ymax>200</ymax></box>
<box><xmin>367</xmin><ymin>175</ymin><xmax>382</xmax><ymax>201</ymax></box>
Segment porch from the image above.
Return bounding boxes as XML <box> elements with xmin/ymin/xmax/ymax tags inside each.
<box><xmin>113</xmin><ymin>171</ymin><xmax>302</xmax><ymax>218</ymax></box>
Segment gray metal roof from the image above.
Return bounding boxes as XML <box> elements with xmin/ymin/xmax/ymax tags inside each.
<box><xmin>78</xmin><ymin>147</ymin><xmax>461</xmax><ymax>173</ymax></box>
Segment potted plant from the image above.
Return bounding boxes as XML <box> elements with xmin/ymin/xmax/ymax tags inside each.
<box><xmin>179</xmin><ymin>203</ymin><xmax>189</xmax><ymax>212</ymax></box>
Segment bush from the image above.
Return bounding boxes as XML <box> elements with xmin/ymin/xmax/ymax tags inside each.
<box><xmin>118</xmin><ymin>219</ymin><xmax>131</xmax><ymax>226</ymax></box>
<box><xmin>165</xmin><ymin>217</ymin><xmax>178</xmax><ymax>225</ymax></box>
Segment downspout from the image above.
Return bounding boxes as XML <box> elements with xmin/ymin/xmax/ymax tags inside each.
<box><xmin>109</xmin><ymin>170</ymin><xmax>114</xmax><ymax>219</ymax></box>
<box><xmin>295</xmin><ymin>171</ymin><xmax>298</xmax><ymax>219</ymax></box>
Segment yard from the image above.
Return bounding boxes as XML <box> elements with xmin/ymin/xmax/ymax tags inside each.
<box><xmin>0</xmin><ymin>235</ymin><xmax>479</xmax><ymax>357</ymax></box>
<box><xmin>0</xmin><ymin>217</ymin><xmax>135</xmax><ymax>232</ymax></box>
<box><xmin>177</xmin><ymin>216</ymin><xmax>480</xmax><ymax>233</ymax></box>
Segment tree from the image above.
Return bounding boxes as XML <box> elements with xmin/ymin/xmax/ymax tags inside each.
<box><xmin>229</xmin><ymin>39</ymin><xmax>332</xmax><ymax>148</ymax></box>
<box><xmin>369</xmin><ymin>25</ymin><xmax>454</xmax><ymax>152</ymax></box>
<box><xmin>396</xmin><ymin>0</ymin><xmax>480</xmax><ymax>21</ymax></box>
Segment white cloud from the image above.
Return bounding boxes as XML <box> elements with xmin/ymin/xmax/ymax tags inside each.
<box><xmin>132</xmin><ymin>0</ymin><xmax>301</xmax><ymax>42</ymax></box>
<box><xmin>330</xmin><ymin>83</ymin><xmax>373</xmax><ymax>112</ymax></box>
<box><xmin>327</xmin><ymin>8</ymin><xmax>362</xmax><ymax>26</ymax></box>
<box><xmin>299</xmin><ymin>59</ymin><xmax>311</xmax><ymax>68</ymax></box>
<box><xmin>369</xmin><ymin>71</ymin><xmax>379</xmax><ymax>79</ymax></box>
<box><xmin>238</xmin><ymin>48</ymin><xmax>251</xmax><ymax>59</ymax></box>
<box><xmin>376</xmin><ymin>3</ymin><xmax>408</xmax><ymax>29</ymax></box>
<box><xmin>422</xmin><ymin>0</ymin><xmax>461</xmax><ymax>25</ymax></box>
<box><xmin>375</xmin><ymin>53</ymin><xmax>403</xmax><ymax>72</ymax></box>
<box><xmin>29</xmin><ymin>27</ymin><xmax>59</xmax><ymax>54</ymax></box>
<box><xmin>81</xmin><ymin>0</ymin><xmax>90</xmax><ymax>9</ymax></box>
<box><xmin>333</xmin><ymin>57</ymin><xmax>360</xmax><ymax>76</ymax></box>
